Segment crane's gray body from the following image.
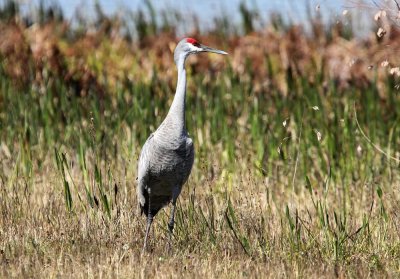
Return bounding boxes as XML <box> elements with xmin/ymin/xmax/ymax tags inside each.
<box><xmin>137</xmin><ymin>117</ymin><xmax>194</xmax><ymax>217</ymax></box>
<box><xmin>136</xmin><ymin>38</ymin><xmax>226</xmax><ymax>251</ymax></box>
<box><xmin>137</xmin><ymin>39</ymin><xmax>195</xmax><ymax>218</ymax></box>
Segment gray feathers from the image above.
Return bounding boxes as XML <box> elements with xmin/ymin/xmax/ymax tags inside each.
<box><xmin>137</xmin><ymin>117</ymin><xmax>194</xmax><ymax>217</ymax></box>
<box><xmin>137</xmin><ymin>39</ymin><xmax>195</xmax><ymax>219</ymax></box>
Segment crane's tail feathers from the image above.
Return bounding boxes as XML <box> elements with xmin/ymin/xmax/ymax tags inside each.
<box><xmin>140</xmin><ymin>203</ymin><xmax>148</xmax><ymax>216</ymax></box>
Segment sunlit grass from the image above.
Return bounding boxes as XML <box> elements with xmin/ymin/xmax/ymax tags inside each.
<box><xmin>1</xmin><ymin>0</ymin><xmax>400</xmax><ymax>277</ymax></box>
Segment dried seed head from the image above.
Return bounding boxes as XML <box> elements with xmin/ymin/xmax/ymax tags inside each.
<box><xmin>315</xmin><ymin>130</ymin><xmax>322</xmax><ymax>142</ymax></box>
<box><xmin>374</xmin><ymin>10</ymin><xmax>387</xmax><ymax>21</ymax></box>
<box><xmin>356</xmin><ymin>145</ymin><xmax>362</xmax><ymax>155</ymax></box>
<box><xmin>377</xmin><ymin>27</ymin><xmax>386</xmax><ymax>38</ymax></box>
<box><xmin>381</xmin><ymin>60</ymin><xmax>389</xmax><ymax>67</ymax></box>
<box><xmin>283</xmin><ymin>118</ymin><xmax>289</xmax><ymax>127</ymax></box>
<box><xmin>390</xmin><ymin>67</ymin><xmax>400</xmax><ymax>76</ymax></box>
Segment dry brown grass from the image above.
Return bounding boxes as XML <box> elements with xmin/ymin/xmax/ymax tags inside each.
<box><xmin>1</xmin><ymin>140</ymin><xmax>400</xmax><ymax>278</ymax></box>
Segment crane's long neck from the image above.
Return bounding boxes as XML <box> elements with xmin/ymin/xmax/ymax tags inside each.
<box><xmin>166</xmin><ymin>56</ymin><xmax>187</xmax><ymax>132</ymax></box>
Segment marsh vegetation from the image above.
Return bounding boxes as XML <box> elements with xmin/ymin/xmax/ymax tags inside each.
<box><xmin>0</xmin><ymin>0</ymin><xmax>400</xmax><ymax>277</ymax></box>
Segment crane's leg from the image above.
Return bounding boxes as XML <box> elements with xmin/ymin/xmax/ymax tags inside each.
<box><xmin>142</xmin><ymin>214</ymin><xmax>153</xmax><ymax>254</ymax></box>
<box><xmin>142</xmin><ymin>189</ymin><xmax>153</xmax><ymax>254</ymax></box>
<box><xmin>167</xmin><ymin>199</ymin><xmax>177</xmax><ymax>252</ymax></box>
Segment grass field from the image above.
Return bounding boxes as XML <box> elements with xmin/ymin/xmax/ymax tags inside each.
<box><xmin>1</xmin><ymin>0</ymin><xmax>400</xmax><ymax>278</ymax></box>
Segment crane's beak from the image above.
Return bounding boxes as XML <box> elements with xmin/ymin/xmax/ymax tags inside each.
<box><xmin>200</xmin><ymin>44</ymin><xmax>228</xmax><ymax>55</ymax></box>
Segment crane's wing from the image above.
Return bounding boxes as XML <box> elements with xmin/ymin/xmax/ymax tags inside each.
<box><xmin>136</xmin><ymin>133</ymin><xmax>154</xmax><ymax>209</ymax></box>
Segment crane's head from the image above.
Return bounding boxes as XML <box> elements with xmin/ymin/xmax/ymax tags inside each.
<box><xmin>174</xmin><ymin>37</ymin><xmax>228</xmax><ymax>64</ymax></box>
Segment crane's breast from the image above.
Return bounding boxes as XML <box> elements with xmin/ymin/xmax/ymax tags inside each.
<box><xmin>147</xmin><ymin>136</ymin><xmax>194</xmax><ymax>195</ymax></box>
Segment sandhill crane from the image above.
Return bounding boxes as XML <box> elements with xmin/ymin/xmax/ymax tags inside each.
<box><xmin>137</xmin><ymin>38</ymin><xmax>227</xmax><ymax>252</ymax></box>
